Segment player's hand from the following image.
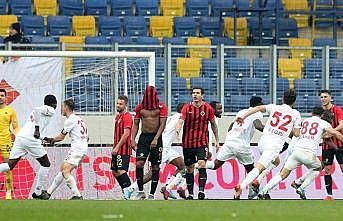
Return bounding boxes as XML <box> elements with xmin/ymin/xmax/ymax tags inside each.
<box><xmin>43</xmin><ymin>137</ymin><xmax>55</xmax><ymax>145</ymax></box>
<box><xmin>150</xmin><ymin>138</ymin><xmax>158</xmax><ymax>149</ymax></box>
<box><xmin>215</xmin><ymin>140</ymin><xmax>220</xmax><ymax>152</ymax></box>
<box><xmin>34</xmin><ymin>128</ymin><xmax>40</xmax><ymax>139</ymax></box>
<box><xmin>236</xmin><ymin>117</ymin><xmax>244</xmax><ymax>126</ymax></box>
<box><xmin>131</xmin><ymin>139</ymin><xmax>137</xmax><ymax>151</ymax></box>
<box><xmin>112</xmin><ymin>146</ymin><xmax>119</xmax><ymax>155</ymax></box>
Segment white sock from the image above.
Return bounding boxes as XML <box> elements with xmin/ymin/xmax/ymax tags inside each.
<box><xmin>0</xmin><ymin>163</ymin><xmax>10</xmax><ymax>173</ymax></box>
<box><xmin>129</xmin><ymin>181</ymin><xmax>138</xmax><ymax>191</ymax></box>
<box><xmin>177</xmin><ymin>178</ymin><xmax>187</xmax><ymax>190</ymax></box>
<box><xmin>241</xmin><ymin>168</ymin><xmax>260</xmax><ymax>189</ymax></box>
<box><xmin>206</xmin><ymin>161</ymin><xmax>215</xmax><ymax>169</ymax></box>
<box><xmin>262</xmin><ymin>174</ymin><xmax>283</xmax><ymax>194</ymax></box>
<box><xmin>300</xmin><ymin>170</ymin><xmax>320</xmax><ymax>189</ymax></box>
<box><xmin>47</xmin><ymin>172</ymin><xmax>64</xmax><ymax>195</ymax></box>
<box><xmin>34</xmin><ymin>166</ymin><xmax>49</xmax><ymax>195</ymax></box>
<box><xmin>256</xmin><ymin>163</ymin><xmax>276</xmax><ymax>183</ymax></box>
<box><xmin>166</xmin><ymin>173</ymin><xmax>183</xmax><ymax>191</ymax></box>
<box><xmin>65</xmin><ymin>175</ymin><xmax>81</xmax><ymax>197</ymax></box>
<box><xmin>295</xmin><ymin>170</ymin><xmax>312</xmax><ymax>185</ymax></box>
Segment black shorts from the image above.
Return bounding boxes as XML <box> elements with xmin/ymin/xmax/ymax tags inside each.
<box><xmin>322</xmin><ymin>148</ymin><xmax>343</xmax><ymax>165</ymax></box>
<box><xmin>183</xmin><ymin>146</ymin><xmax>208</xmax><ymax>167</ymax></box>
<box><xmin>136</xmin><ymin>133</ymin><xmax>163</xmax><ymax>165</ymax></box>
<box><xmin>111</xmin><ymin>154</ymin><xmax>130</xmax><ymax>172</ymax></box>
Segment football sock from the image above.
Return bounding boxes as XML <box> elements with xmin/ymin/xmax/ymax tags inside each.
<box><xmin>198</xmin><ymin>168</ymin><xmax>207</xmax><ymax>192</ymax></box>
<box><xmin>301</xmin><ymin>171</ymin><xmax>319</xmax><ymax>189</ymax></box>
<box><xmin>34</xmin><ymin>166</ymin><xmax>49</xmax><ymax>195</ymax></box>
<box><xmin>150</xmin><ymin>169</ymin><xmax>159</xmax><ymax>195</ymax></box>
<box><xmin>262</xmin><ymin>174</ymin><xmax>282</xmax><ymax>194</ymax></box>
<box><xmin>136</xmin><ymin>167</ymin><xmax>144</xmax><ymax>191</ymax></box>
<box><xmin>186</xmin><ymin>172</ymin><xmax>194</xmax><ymax>195</ymax></box>
<box><xmin>65</xmin><ymin>175</ymin><xmax>81</xmax><ymax>197</ymax></box>
<box><xmin>324</xmin><ymin>175</ymin><xmax>333</xmax><ymax>195</ymax></box>
<box><xmin>116</xmin><ymin>173</ymin><xmax>131</xmax><ymax>189</ymax></box>
<box><xmin>47</xmin><ymin>172</ymin><xmax>64</xmax><ymax>194</ymax></box>
<box><xmin>206</xmin><ymin>161</ymin><xmax>215</xmax><ymax>169</ymax></box>
<box><xmin>241</xmin><ymin>168</ymin><xmax>260</xmax><ymax>189</ymax></box>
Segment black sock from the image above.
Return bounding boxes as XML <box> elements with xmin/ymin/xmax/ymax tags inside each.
<box><xmin>186</xmin><ymin>172</ymin><xmax>194</xmax><ymax>195</ymax></box>
<box><xmin>136</xmin><ymin>167</ymin><xmax>144</xmax><ymax>191</ymax></box>
<box><xmin>115</xmin><ymin>173</ymin><xmax>131</xmax><ymax>189</ymax></box>
<box><xmin>198</xmin><ymin>168</ymin><xmax>207</xmax><ymax>192</ymax></box>
<box><xmin>150</xmin><ymin>169</ymin><xmax>159</xmax><ymax>195</ymax></box>
<box><xmin>244</xmin><ymin>164</ymin><xmax>254</xmax><ymax>173</ymax></box>
<box><xmin>324</xmin><ymin>175</ymin><xmax>333</xmax><ymax>195</ymax></box>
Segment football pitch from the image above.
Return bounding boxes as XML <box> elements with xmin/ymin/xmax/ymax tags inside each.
<box><xmin>0</xmin><ymin>200</ymin><xmax>342</xmax><ymax>221</ymax></box>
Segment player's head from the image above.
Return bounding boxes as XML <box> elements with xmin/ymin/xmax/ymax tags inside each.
<box><xmin>142</xmin><ymin>85</ymin><xmax>159</xmax><ymax>110</ymax></box>
<box><xmin>250</xmin><ymin>96</ymin><xmax>263</xmax><ymax>107</ymax></box>
<box><xmin>44</xmin><ymin>95</ymin><xmax>57</xmax><ymax>109</ymax></box>
<box><xmin>283</xmin><ymin>89</ymin><xmax>297</xmax><ymax>106</ymax></box>
<box><xmin>210</xmin><ymin>101</ymin><xmax>223</xmax><ymax>118</ymax></box>
<box><xmin>62</xmin><ymin>99</ymin><xmax>75</xmax><ymax>116</ymax></box>
<box><xmin>9</xmin><ymin>22</ymin><xmax>21</xmax><ymax>36</ymax></box>
<box><xmin>176</xmin><ymin>103</ymin><xmax>185</xmax><ymax>113</ymax></box>
<box><xmin>0</xmin><ymin>88</ymin><xmax>6</xmax><ymax>105</ymax></box>
<box><xmin>319</xmin><ymin>89</ymin><xmax>332</xmax><ymax>107</ymax></box>
<box><xmin>312</xmin><ymin>106</ymin><xmax>325</xmax><ymax>117</ymax></box>
<box><xmin>117</xmin><ymin>95</ymin><xmax>128</xmax><ymax>113</ymax></box>
<box><xmin>192</xmin><ymin>87</ymin><xmax>204</xmax><ymax>103</ymax></box>
<box><xmin>322</xmin><ymin>110</ymin><xmax>334</xmax><ymax>124</ymax></box>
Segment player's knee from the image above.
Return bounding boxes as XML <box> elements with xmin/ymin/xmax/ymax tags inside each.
<box><xmin>273</xmin><ymin>157</ymin><xmax>280</xmax><ymax>167</ymax></box>
<box><xmin>136</xmin><ymin>160</ymin><xmax>145</xmax><ymax>168</ymax></box>
<box><xmin>186</xmin><ymin>166</ymin><xmax>194</xmax><ymax>173</ymax></box>
<box><xmin>197</xmin><ymin>160</ymin><xmax>206</xmax><ymax>168</ymax></box>
<box><xmin>324</xmin><ymin>166</ymin><xmax>332</xmax><ymax>174</ymax></box>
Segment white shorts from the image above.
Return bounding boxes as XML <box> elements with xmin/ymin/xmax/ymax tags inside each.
<box><xmin>216</xmin><ymin>143</ymin><xmax>254</xmax><ymax>165</ymax></box>
<box><xmin>64</xmin><ymin>150</ymin><xmax>86</xmax><ymax>167</ymax></box>
<box><xmin>9</xmin><ymin>137</ymin><xmax>47</xmax><ymax>159</ymax></box>
<box><xmin>161</xmin><ymin>146</ymin><xmax>182</xmax><ymax>164</ymax></box>
<box><xmin>257</xmin><ymin>148</ymin><xmax>280</xmax><ymax>168</ymax></box>
<box><xmin>284</xmin><ymin>149</ymin><xmax>321</xmax><ymax>171</ymax></box>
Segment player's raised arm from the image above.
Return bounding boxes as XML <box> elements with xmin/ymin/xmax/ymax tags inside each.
<box><xmin>325</xmin><ymin>127</ymin><xmax>343</xmax><ymax>142</ymax></box>
<box><xmin>236</xmin><ymin>105</ymin><xmax>266</xmax><ymax>125</ymax></box>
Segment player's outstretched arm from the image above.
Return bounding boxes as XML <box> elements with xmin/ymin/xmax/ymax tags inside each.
<box><xmin>210</xmin><ymin>119</ymin><xmax>220</xmax><ymax>151</ymax></box>
<box><xmin>175</xmin><ymin>119</ymin><xmax>184</xmax><ymax>140</ymax></box>
<box><xmin>52</xmin><ymin>132</ymin><xmax>67</xmax><ymax>143</ymax></box>
<box><xmin>236</xmin><ymin>105</ymin><xmax>266</xmax><ymax>125</ymax></box>
<box><xmin>253</xmin><ymin>119</ymin><xmax>264</xmax><ymax>132</ymax></box>
<box><xmin>131</xmin><ymin>119</ymin><xmax>140</xmax><ymax>150</ymax></box>
<box><xmin>325</xmin><ymin>127</ymin><xmax>343</xmax><ymax>142</ymax></box>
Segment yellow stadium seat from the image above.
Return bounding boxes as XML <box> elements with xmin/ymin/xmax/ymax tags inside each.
<box><xmin>278</xmin><ymin>58</ymin><xmax>302</xmax><ymax>87</ymax></box>
<box><xmin>187</xmin><ymin>37</ymin><xmax>212</xmax><ymax>59</ymax></box>
<box><xmin>64</xmin><ymin>57</ymin><xmax>72</xmax><ymax>77</ymax></box>
<box><xmin>59</xmin><ymin>36</ymin><xmax>84</xmax><ymax>51</ymax></box>
<box><xmin>176</xmin><ymin>58</ymin><xmax>201</xmax><ymax>79</ymax></box>
<box><xmin>284</xmin><ymin>0</ymin><xmax>309</xmax><ymax>28</ymax></box>
<box><xmin>223</xmin><ymin>17</ymin><xmax>248</xmax><ymax>45</ymax></box>
<box><xmin>0</xmin><ymin>15</ymin><xmax>18</xmax><ymax>37</ymax></box>
<box><xmin>34</xmin><ymin>0</ymin><xmax>57</xmax><ymax>17</ymax></box>
<box><xmin>160</xmin><ymin>0</ymin><xmax>184</xmax><ymax>16</ymax></box>
<box><xmin>289</xmin><ymin>38</ymin><xmax>312</xmax><ymax>61</ymax></box>
<box><xmin>72</xmin><ymin>16</ymin><xmax>96</xmax><ymax>36</ymax></box>
<box><xmin>150</xmin><ymin>16</ymin><xmax>173</xmax><ymax>38</ymax></box>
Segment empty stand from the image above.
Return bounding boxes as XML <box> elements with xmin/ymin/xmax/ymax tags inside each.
<box><xmin>59</xmin><ymin>0</ymin><xmax>83</xmax><ymax>16</ymax></box>
<box><xmin>84</xmin><ymin>0</ymin><xmax>107</xmax><ymax>16</ymax></box>
<box><xmin>98</xmin><ymin>16</ymin><xmax>122</xmax><ymax>37</ymax></box>
<box><xmin>160</xmin><ymin>0</ymin><xmax>184</xmax><ymax>16</ymax></box>
<box><xmin>199</xmin><ymin>16</ymin><xmax>221</xmax><ymax>37</ymax></box>
<box><xmin>47</xmin><ymin>16</ymin><xmax>71</xmax><ymax>36</ymax></box>
<box><xmin>186</xmin><ymin>0</ymin><xmax>209</xmax><ymax>17</ymax></box>
<box><xmin>21</xmin><ymin>15</ymin><xmax>45</xmax><ymax>36</ymax></box>
<box><xmin>9</xmin><ymin>0</ymin><xmax>32</xmax><ymax>16</ymax></box>
<box><xmin>150</xmin><ymin>16</ymin><xmax>174</xmax><ymax>38</ymax></box>
<box><xmin>176</xmin><ymin>57</ymin><xmax>201</xmax><ymax>79</ymax></box>
<box><xmin>0</xmin><ymin>15</ymin><xmax>18</xmax><ymax>37</ymax></box>
<box><xmin>34</xmin><ymin>0</ymin><xmax>57</xmax><ymax>17</ymax></box>
<box><xmin>124</xmin><ymin>16</ymin><xmax>147</xmax><ymax>36</ymax></box>
<box><xmin>72</xmin><ymin>16</ymin><xmax>96</xmax><ymax>36</ymax></box>
<box><xmin>187</xmin><ymin>37</ymin><xmax>212</xmax><ymax>58</ymax></box>
<box><xmin>136</xmin><ymin>0</ymin><xmax>159</xmax><ymax>16</ymax></box>
<box><xmin>110</xmin><ymin>0</ymin><xmax>133</xmax><ymax>16</ymax></box>
<box><xmin>174</xmin><ymin>17</ymin><xmax>197</xmax><ymax>37</ymax></box>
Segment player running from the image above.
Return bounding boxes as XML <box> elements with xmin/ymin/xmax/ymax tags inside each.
<box><xmin>41</xmin><ymin>99</ymin><xmax>88</xmax><ymax>200</ymax></box>
<box><xmin>234</xmin><ymin>89</ymin><xmax>301</xmax><ymax>199</ymax></box>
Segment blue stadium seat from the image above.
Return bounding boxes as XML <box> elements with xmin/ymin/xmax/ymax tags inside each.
<box><xmin>202</xmin><ymin>58</ymin><xmax>217</xmax><ymax>79</ymax></box>
<box><xmin>199</xmin><ymin>17</ymin><xmax>221</xmax><ymax>37</ymax></box>
<box><xmin>85</xmin><ymin>0</ymin><xmax>107</xmax><ymax>16</ymax></box>
<box><xmin>277</xmin><ymin>77</ymin><xmax>290</xmax><ymax>101</ymax></box>
<box><xmin>248</xmin><ymin>17</ymin><xmax>274</xmax><ymax>45</ymax></box>
<box><xmin>229</xmin><ymin>95</ymin><xmax>251</xmax><ymax>112</ymax></box>
<box><xmin>305</xmin><ymin>96</ymin><xmax>321</xmax><ymax>111</ymax></box>
<box><xmin>0</xmin><ymin>36</ymin><xmax>3</xmax><ymax>43</ymax></box>
<box><xmin>260</xmin><ymin>95</ymin><xmax>271</xmax><ymax>104</ymax></box>
<box><xmin>155</xmin><ymin>57</ymin><xmax>165</xmax><ymax>79</ymax></box>
<box><xmin>237</xmin><ymin>0</ymin><xmax>252</xmax><ymax>17</ymax></box>
<box><xmin>313</xmin><ymin>38</ymin><xmax>336</xmax><ymax>58</ymax></box>
<box><xmin>136</xmin><ymin>0</ymin><xmax>159</xmax><ymax>16</ymax></box>
<box><xmin>0</xmin><ymin>0</ymin><xmax>6</xmax><ymax>15</ymax></box>
<box><xmin>171</xmin><ymin>77</ymin><xmax>188</xmax><ymax>94</ymax></box>
<box><xmin>315</xmin><ymin>0</ymin><xmax>334</xmax><ymax>28</ymax></box>
<box><xmin>211</xmin><ymin>37</ymin><xmax>235</xmax><ymax>45</ymax></box>
<box><xmin>31</xmin><ymin>36</ymin><xmax>57</xmax><ymax>50</ymax></box>
<box><xmin>21</xmin><ymin>16</ymin><xmax>45</xmax><ymax>36</ymax></box>
<box><xmin>224</xmin><ymin>77</ymin><xmax>240</xmax><ymax>97</ymax></box>
<box><xmin>226</xmin><ymin>58</ymin><xmax>250</xmax><ymax>78</ymax></box>
<box><xmin>110</xmin><ymin>36</ymin><xmax>135</xmax><ymax>44</ymax></box>
<box><xmin>85</xmin><ymin>36</ymin><xmax>111</xmax><ymax>51</ymax></box>
<box><xmin>253</xmin><ymin>59</ymin><xmax>270</xmax><ymax>78</ymax></box>
<box><xmin>330</xmin><ymin>59</ymin><xmax>343</xmax><ymax>80</ymax></box>
<box><xmin>162</xmin><ymin>37</ymin><xmax>186</xmax><ymax>57</ymax></box>
<box><xmin>174</xmin><ymin>17</ymin><xmax>197</xmax><ymax>37</ymax></box>
<box><xmin>186</xmin><ymin>0</ymin><xmax>209</xmax><ymax>17</ymax></box>
<box><xmin>277</xmin><ymin>18</ymin><xmax>298</xmax><ymax>46</ymax></box>
<box><xmin>190</xmin><ymin>77</ymin><xmax>217</xmax><ymax>95</ymax></box>
<box><xmin>9</xmin><ymin>0</ymin><xmax>32</xmax><ymax>16</ymax></box>
<box><xmin>136</xmin><ymin>36</ymin><xmax>160</xmax><ymax>45</ymax></box>
<box><xmin>98</xmin><ymin>16</ymin><xmax>122</xmax><ymax>37</ymax></box>
<box><xmin>329</xmin><ymin>80</ymin><xmax>342</xmax><ymax>97</ymax></box>
<box><xmin>241</xmin><ymin>77</ymin><xmax>267</xmax><ymax>96</ymax></box>
<box><xmin>333</xmin><ymin>96</ymin><xmax>343</xmax><ymax>107</ymax></box>
<box><xmin>136</xmin><ymin>37</ymin><xmax>162</xmax><ymax>56</ymax></box>
<box><xmin>124</xmin><ymin>16</ymin><xmax>147</xmax><ymax>36</ymax></box>
<box><xmin>59</xmin><ymin>0</ymin><xmax>83</xmax><ymax>16</ymax></box>
<box><xmin>304</xmin><ymin>59</ymin><xmax>322</xmax><ymax>80</ymax></box>
<box><xmin>211</xmin><ymin>0</ymin><xmax>233</xmax><ymax>17</ymax></box>
<box><xmin>251</xmin><ymin>0</ymin><xmax>284</xmax><ymax>18</ymax></box>
<box><xmin>47</xmin><ymin>16</ymin><xmax>72</xmax><ymax>36</ymax></box>
<box><xmin>295</xmin><ymin>97</ymin><xmax>308</xmax><ymax>112</ymax></box>
<box><xmin>294</xmin><ymin>79</ymin><xmax>318</xmax><ymax>96</ymax></box>
<box><xmin>111</xmin><ymin>0</ymin><xmax>133</xmax><ymax>16</ymax></box>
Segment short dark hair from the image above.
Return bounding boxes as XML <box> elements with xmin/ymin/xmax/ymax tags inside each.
<box><xmin>210</xmin><ymin>101</ymin><xmax>220</xmax><ymax>110</ymax></box>
<box><xmin>283</xmin><ymin>89</ymin><xmax>297</xmax><ymax>106</ymax></box>
<box><xmin>319</xmin><ymin>89</ymin><xmax>331</xmax><ymax>96</ymax></box>
<box><xmin>63</xmin><ymin>99</ymin><xmax>75</xmax><ymax>111</ymax></box>
<box><xmin>0</xmin><ymin>88</ymin><xmax>6</xmax><ymax>96</ymax></box>
<box><xmin>44</xmin><ymin>95</ymin><xmax>57</xmax><ymax>106</ymax></box>
<box><xmin>118</xmin><ymin>95</ymin><xmax>128</xmax><ymax>104</ymax></box>
<box><xmin>176</xmin><ymin>103</ymin><xmax>185</xmax><ymax>113</ymax></box>
<box><xmin>192</xmin><ymin>87</ymin><xmax>205</xmax><ymax>95</ymax></box>
<box><xmin>312</xmin><ymin>106</ymin><xmax>324</xmax><ymax>116</ymax></box>
<box><xmin>250</xmin><ymin>96</ymin><xmax>263</xmax><ymax>107</ymax></box>
<box><xmin>322</xmin><ymin>110</ymin><xmax>334</xmax><ymax>123</ymax></box>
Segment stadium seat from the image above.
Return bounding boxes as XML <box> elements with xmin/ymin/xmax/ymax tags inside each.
<box><xmin>333</xmin><ymin>96</ymin><xmax>343</xmax><ymax>107</ymax></box>
<box><xmin>160</xmin><ymin>0</ymin><xmax>184</xmax><ymax>16</ymax></box>
<box><xmin>150</xmin><ymin>16</ymin><xmax>174</xmax><ymax>38</ymax></box>
<box><xmin>0</xmin><ymin>36</ymin><xmax>3</xmax><ymax>43</ymax></box>
<box><xmin>306</xmin><ymin>96</ymin><xmax>322</xmax><ymax>110</ymax></box>
<box><xmin>186</xmin><ymin>0</ymin><xmax>209</xmax><ymax>17</ymax></box>
<box><xmin>34</xmin><ymin>0</ymin><xmax>57</xmax><ymax>17</ymax></box>
<box><xmin>241</xmin><ymin>77</ymin><xmax>267</xmax><ymax>96</ymax></box>
<box><xmin>136</xmin><ymin>36</ymin><xmax>163</xmax><ymax>56</ymax></box>
<box><xmin>236</xmin><ymin>0</ymin><xmax>251</xmax><ymax>17</ymax></box>
<box><xmin>124</xmin><ymin>16</ymin><xmax>148</xmax><ymax>36</ymax></box>
<box><xmin>72</xmin><ymin>16</ymin><xmax>96</xmax><ymax>36</ymax></box>
<box><xmin>187</xmin><ymin>37</ymin><xmax>212</xmax><ymax>58</ymax></box>
<box><xmin>9</xmin><ymin>0</ymin><xmax>32</xmax><ymax>16</ymax></box>
<box><xmin>229</xmin><ymin>95</ymin><xmax>251</xmax><ymax>112</ymax></box>
<box><xmin>190</xmin><ymin>77</ymin><xmax>217</xmax><ymax>95</ymax></box>
<box><xmin>171</xmin><ymin>77</ymin><xmax>189</xmax><ymax>94</ymax></box>
<box><xmin>47</xmin><ymin>16</ymin><xmax>71</xmax><ymax>36</ymax></box>
<box><xmin>211</xmin><ymin>0</ymin><xmax>233</xmax><ymax>17</ymax></box>
<box><xmin>314</xmin><ymin>0</ymin><xmax>334</xmax><ymax>28</ymax></box>
<box><xmin>59</xmin><ymin>36</ymin><xmax>84</xmax><ymax>51</ymax></box>
<box><xmin>136</xmin><ymin>36</ymin><xmax>160</xmax><ymax>45</ymax></box>
<box><xmin>85</xmin><ymin>36</ymin><xmax>111</xmax><ymax>50</ymax></box>
<box><xmin>251</xmin><ymin>0</ymin><xmax>284</xmax><ymax>18</ymax></box>
<box><xmin>136</xmin><ymin>0</ymin><xmax>159</xmax><ymax>16</ymax></box>
<box><xmin>304</xmin><ymin>59</ymin><xmax>322</xmax><ymax>80</ymax></box>
<box><xmin>110</xmin><ymin>0</ymin><xmax>133</xmax><ymax>16</ymax></box>
<box><xmin>313</xmin><ymin>38</ymin><xmax>336</xmax><ymax>58</ymax></box>
<box><xmin>223</xmin><ymin>17</ymin><xmax>248</xmax><ymax>45</ymax></box>
<box><xmin>85</xmin><ymin>0</ymin><xmax>107</xmax><ymax>16</ymax></box>
<box><xmin>155</xmin><ymin>57</ymin><xmax>165</xmax><ymax>80</ymax></box>
<box><xmin>0</xmin><ymin>0</ymin><xmax>6</xmax><ymax>15</ymax></box>
<box><xmin>284</xmin><ymin>0</ymin><xmax>309</xmax><ymax>28</ymax></box>
<box><xmin>110</xmin><ymin>36</ymin><xmax>135</xmax><ymax>44</ymax></box>
<box><xmin>224</xmin><ymin>77</ymin><xmax>240</xmax><ymax>98</ymax></box>
<box><xmin>294</xmin><ymin>79</ymin><xmax>318</xmax><ymax>96</ymax></box>
<box><xmin>59</xmin><ymin>0</ymin><xmax>83</xmax><ymax>16</ymax></box>
<box><xmin>248</xmin><ymin>17</ymin><xmax>273</xmax><ymax>46</ymax></box>
<box><xmin>0</xmin><ymin>15</ymin><xmax>18</xmax><ymax>37</ymax></box>
<box><xmin>199</xmin><ymin>17</ymin><xmax>221</xmax><ymax>37</ymax></box>
<box><xmin>174</xmin><ymin>17</ymin><xmax>197</xmax><ymax>37</ymax></box>
<box><xmin>330</xmin><ymin>59</ymin><xmax>343</xmax><ymax>80</ymax></box>
<box><xmin>98</xmin><ymin>16</ymin><xmax>122</xmax><ymax>37</ymax></box>
<box><xmin>176</xmin><ymin>58</ymin><xmax>201</xmax><ymax>78</ymax></box>
<box><xmin>329</xmin><ymin>80</ymin><xmax>343</xmax><ymax>97</ymax></box>
<box><xmin>21</xmin><ymin>16</ymin><xmax>45</xmax><ymax>37</ymax></box>
<box><xmin>253</xmin><ymin>58</ymin><xmax>270</xmax><ymax>79</ymax></box>
<box><xmin>162</xmin><ymin>37</ymin><xmax>186</xmax><ymax>57</ymax></box>
<box><xmin>211</xmin><ymin>37</ymin><xmax>235</xmax><ymax>45</ymax></box>
<box><xmin>288</xmin><ymin>38</ymin><xmax>312</xmax><ymax>61</ymax></box>
<box><xmin>31</xmin><ymin>36</ymin><xmax>57</xmax><ymax>50</ymax></box>
<box><xmin>226</xmin><ymin>58</ymin><xmax>250</xmax><ymax>78</ymax></box>
<box><xmin>277</xmin><ymin>18</ymin><xmax>298</xmax><ymax>46</ymax></box>
<box><xmin>202</xmin><ymin>58</ymin><xmax>217</xmax><ymax>79</ymax></box>
<box><xmin>276</xmin><ymin>77</ymin><xmax>290</xmax><ymax>100</ymax></box>
<box><xmin>278</xmin><ymin>58</ymin><xmax>302</xmax><ymax>81</ymax></box>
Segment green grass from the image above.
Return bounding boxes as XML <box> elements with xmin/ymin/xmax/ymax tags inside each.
<box><xmin>0</xmin><ymin>200</ymin><xmax>342</xmax><ymax>221</ymax></box>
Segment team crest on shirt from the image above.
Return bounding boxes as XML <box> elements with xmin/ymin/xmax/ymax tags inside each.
<box><xmin>200</xmin><ymin>111</ymin><xmax>205</xmax><ymax>116</ymax></box>
<box><xmin>140</xmin><ymin>153</ymin><xmax>144</xmax><ymax>157</ymax></box>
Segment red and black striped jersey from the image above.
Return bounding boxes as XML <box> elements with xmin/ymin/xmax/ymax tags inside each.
<box><xmin>322</xmin><ymin>105</ymin><xmax>343</xmax><ymax>150</ymax></box>
<box><xmin>114</xmin><ymin>111</ymin><xmax>133</xmax><ymax>155</ymax></box>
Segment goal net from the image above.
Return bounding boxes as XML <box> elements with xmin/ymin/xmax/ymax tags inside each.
<box><xmin>0</xmin><ymin>50</ymin><xmax>156</xmax><ymax>200</ymax></box>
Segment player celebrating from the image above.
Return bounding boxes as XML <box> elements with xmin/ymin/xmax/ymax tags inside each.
<box><xmin>175</xmin><ymin>87</ymin><xmax>219</xmax><ymax>200</ymax></box>
<box><xmin>0</xmin><ymin>88</ymin><xmax>19</xmax><ymax>199</ymax></box>
<box><xmin>319</xmin><ymin>90</ymin><xmax>343</xmax><ymax>200</ymax></box>
<box><xmin>258</xmin><ymin>107</ymin><xmax>343</xmax><ymax>199</ymax></box>
<box><xmin>0</xmin><ymin>95</ymin><xmax>57</xmax><ymax>199</ymax></box>
<box><xmin>131</xmin><ymin>86</ymin><xmax>167</xmax><ymax>200</ymax></box>
<box><xmin>234</xmin><ymin>89</ymin><xmax>301</xmax><ymax>199</ymax></box>
<box><xmin>41</xmin><ymin>99</ymin><xmax>88</xmax><ymax>200</ymax></box>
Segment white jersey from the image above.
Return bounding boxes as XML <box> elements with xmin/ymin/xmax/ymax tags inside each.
<box><xmin>225</xmin><ymin>108</ymin><xmax>263</xmax><ymax>148</ymax></box>
<box><xmin>293</xmin><ymin>116</ymin><xmax>332</xmax><ymax>154</ymax></box>
<box><xmin>259</xmin><ymin>104</ymin><xmax>301</xmax><ymax>149</ymax></box>
<box><xmin>208</xmin><ymin>116</ymin><xmax>218</xmax><ymax>151</ymax></box>
<box><xmin>17</xmin><ymin>105</ymin><xmax>55</xmax><ymax>141</ymax></box>
<box><xmin>162</xmin><ymin>112</ymin><xmax>181</xmax><ymax>148</ymax></box>
<box><xmin>62</xmin><ymin>113</ymin><xmax>89</xmax><ymax>155</ymax></box>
